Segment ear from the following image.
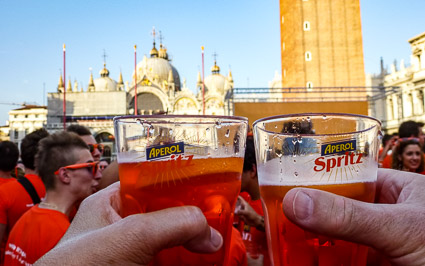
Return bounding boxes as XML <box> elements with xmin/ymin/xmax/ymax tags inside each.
<box><xmin>57</xmin><ymin>168</ymin><xmax>71</xmax><ymax>184</ymax></box>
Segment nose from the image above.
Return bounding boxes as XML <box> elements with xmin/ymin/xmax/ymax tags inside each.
<box><xmin>92</xmin><ymin>147</ymin><xmax>102</xmax><ymax>161</ymax></box>
<box><xmin>94</xmin><ymin>167</ymin><xmax>102</xmax><ymax>181</ymax></box>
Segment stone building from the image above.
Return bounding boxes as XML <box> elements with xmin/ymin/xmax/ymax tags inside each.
<box><xmin>7</xmin><ymin>105</ymin><xmax>47</xmax><ymax>146</ymax></box>
<box><xmin>382</xmin><ymin>31</ymin><xmax>425</xmax><ymax>133</ymax></box>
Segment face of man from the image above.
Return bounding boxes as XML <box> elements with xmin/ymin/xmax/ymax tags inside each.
<box><xmin>68</xmin><ymin>148</ymin><xmax>102</xmax><ymax>199</ymax></box>
<box><xmin>80</xmin><ymin>135</ymin><xmax>102</xmax><ymax>162</ymax></box>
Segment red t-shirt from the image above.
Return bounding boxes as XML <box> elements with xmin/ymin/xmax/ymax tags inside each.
<box><xmin>4</xmin><ymin>205</ymin><xmax>70</xmax><ymax>265</ymax></box>
<box><xmin>0</xmin><ymin>174</ymin><xmax>45</xmax><ymax>264</ymax></box>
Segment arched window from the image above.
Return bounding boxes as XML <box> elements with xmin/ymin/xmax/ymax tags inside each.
<box><xmin>408</xmin><ymin>93</ymin><xmax>414</xmax><ymax>116</ymax></box>
<box><xmin>305</xmin><ymin>51</ymin><xmax>312</xmax><ymax>61</ymax></box>
<box><xmin>306</xmin><ymin>82</ymin><xmax>313</xmax><ymax>91</ymax></box>
<box><xmin>418</xmin><ymin>90</ymin><xmax>424</xmax><ymax>114</ymax></box>
<box><xmin>388</xmin><ymin>98</ymin><xmax>394</xmax><ymax>120</ymax></box>
<box><xmin>303</xmin><ymin>21</ymin><xmax>310</xmax><ymax>31</ymax></box>
<box><xmin>95</xmin><ymin>132</ymin><xmax>115</xmax><ymax>159</ymax></box>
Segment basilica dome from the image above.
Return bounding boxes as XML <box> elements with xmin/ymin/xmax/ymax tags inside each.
<box><xmin>93</xmin><ymin>64</ymin><xmax>118</xmax><ymax>92</ymax></box>
<box><xmin>132</xmin><ymin>44</ymin><xmax>181</xmax><ymax>92</ymax></box>
<box><xmin>203</xmin><ymin>61</ymin><xmax>231</xmax><ymax>95</ymax></box>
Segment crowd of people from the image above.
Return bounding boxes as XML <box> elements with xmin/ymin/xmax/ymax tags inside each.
<box><xmin>0</xmin><ymin>121</ymin><xmax>425</xmax><ymax>265</ymax></box>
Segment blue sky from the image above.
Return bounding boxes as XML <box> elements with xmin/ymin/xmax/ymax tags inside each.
<box><xmin>0</xmin><ymin>0</ymin><xmax>424</xmax><ymax>125</ymax></box>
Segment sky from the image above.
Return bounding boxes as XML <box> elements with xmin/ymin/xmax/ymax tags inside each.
<box><xmin>0</xmin><ymin>0</ymin><xmax>424</xmax><ymax>125</ymax></box>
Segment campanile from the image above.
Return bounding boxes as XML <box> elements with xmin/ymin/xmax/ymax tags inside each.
<box><xmin>280</xmin><ymin>0</ymin><xmax>365</xmax><ymax>88</ymax></box>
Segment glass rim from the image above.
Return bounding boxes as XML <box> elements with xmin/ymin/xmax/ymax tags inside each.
<box><xmin>113</xmin><ymin>114</ymin><xmax>248</xmax><ymax>124</ymax></box>
<box><xmin>253</xmin><ymin>113</ymin><xmax>381</xmax><ymax>137</ymax></box>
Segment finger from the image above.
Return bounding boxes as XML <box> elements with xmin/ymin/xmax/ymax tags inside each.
<box><xmin>376</xmin><ymin>169</ymin><xmax>422</xmax><ymax>204</ymax></box>
<box><xmin>38</xmin><ymin>206</ymin><xmax>223</xmax><ymax>265</ymax></box>
<box><xmin>282</xmin><ymin>187</ymin><xmax>400</xmax><ymax>253</ymax></box>
<box><xmin>106</xmin><ymin>206</ymin><xmax>223</xmax><ymax>263</ymax></box>
<box><xmin>60</xmin><ymin>182</ymin><xmax>122</xmax><ymax>243</ymax></box>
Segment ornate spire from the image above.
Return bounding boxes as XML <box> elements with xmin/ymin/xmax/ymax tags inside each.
<box><xmin>88</xmin><ymin>69</ymin><xmax>95</xmax><ymax>92</ymax></box>
<box><xmin>118</xmin><ymin>70</ymin><xmax>124</xmax><ymax>91</ymax></box>
<box><xmin>57</xmin><ymin>74</ymin><xmax>64</xmax><ymax>92</ymax></box>
<box><xmin>211</xmin><ymin>52</ymin><xmax>220</xmax><ymax>74</ymax></box>
<box><xmin>150</xmin><ymin>27</ymin><xmax>158</xmax><ymax>58</ymax></box>
<box><xmin>118</xmin><ymin>71</ymin><xmax>124</xmax><ymax>85</ymax></box>
<box><xmin>228</xmin><ymin>69</ymin><xmax>233</xmax><ymax>82</ymax></box>
<box><xmin>100</xmin><ymin>50</ymin><xmax>110</xmax><ymax>77</ymax></box>
<box><xmin>67</xmin><ymin>79</ymin><xmax>72</xmax><ymax>92</ymax></box>
<box><xmin>73</xmin><ymin>80</ymin><xmax>78</xmax><ymax>92</ymax></box>
<box><xmin>158</xmin><ymin>31</ymin><xmax>168</xmax><ymax>60</ymax></box>
<box><xmin>197</xmin><ymin>71</ymin><xmax>202</xmax><ymax>86</ymax></box>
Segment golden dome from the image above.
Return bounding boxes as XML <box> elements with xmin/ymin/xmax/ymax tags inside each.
<box><xmin>150</xmin><ymin>44</ymin><xmax>159</xmax><ymax>58</ymax></box>
<box><xmin>159</xmin><ymin>44</ymin><xmax>168</xmax><ymax>60</ymax></box>
<box><xmin>211</xmin><ymin>61</ymin><xmax>220</xmax><ymax>74</ymax></box>
<box><xmin>99</xmin><ymin>63</ymin><xmax>110</xmax><ymax>77</ymax></box>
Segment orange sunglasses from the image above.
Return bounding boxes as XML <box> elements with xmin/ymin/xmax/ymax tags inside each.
<box><xmin>54</xmin><ymin>162</ymin><xmax>99</xmax><ymax>176</ymax></box>
<box><xmin>88</xmin><ymin>143</ymin><xmax>104</xmax><ymax>154</ymax></box>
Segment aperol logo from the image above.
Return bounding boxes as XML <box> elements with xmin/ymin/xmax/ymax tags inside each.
<box><xmin>147</xmin><ymin>142</ymin><xmax>184</xmax><ymax>160</ymax></box>
<box><xmin>321</xmin><ymin>139</ymin><xmax>356</xmax><ymax>156</ymax></box>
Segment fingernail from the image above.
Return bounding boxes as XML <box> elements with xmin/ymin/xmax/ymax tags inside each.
<box><xmin>210</xmin><ymin>227</ymin><xmax>223</xmax><ymax>249</ymax></box>
<box><xmin>293</xmin><ymin>191</ymin><xmax>313</xmax><ymax>220</ymax></box>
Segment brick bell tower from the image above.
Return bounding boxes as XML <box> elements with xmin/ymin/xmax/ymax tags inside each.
<box><xmin>279</xmin><ymin>0</ymin><xmax>365</xmax><ymax>89</ymax></box>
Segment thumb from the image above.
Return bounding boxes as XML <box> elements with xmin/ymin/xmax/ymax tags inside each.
<box><xmin>282</xmin><ymin>187</ymin><xmax>398</xmax><ymax>252</ymax></box>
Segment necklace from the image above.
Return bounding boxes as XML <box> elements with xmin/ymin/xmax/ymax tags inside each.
<box><xmin>38</xmin><ymin>202</ymin><xmax>58</xmax><ymax>210</ymax></box>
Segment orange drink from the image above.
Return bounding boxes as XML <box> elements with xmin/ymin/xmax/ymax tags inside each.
<box><xmin>114</xmin><ymin>115</ymin><xmax>248</xmax><ymax>266</ymax></box>
<box><xmin>253</xmin><ymin>113</ymin><xmax>381</xmax><ymax>266</ymax></box>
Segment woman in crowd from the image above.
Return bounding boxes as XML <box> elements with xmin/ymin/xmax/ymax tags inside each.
<box><xmin>392</xmin><ymin>138</ymin><xmax>425</xmax><ymax>174</ymax></box>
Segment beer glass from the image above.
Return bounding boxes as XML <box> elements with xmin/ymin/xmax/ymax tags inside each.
<box><xmin>114</xmin><ymin>115</ymin><xmax>248</xmax><ymax>265</ymax></box>
<box><xmin>253</xmin><ymin>113</ymin><xmax>381</xmax><ymax>266</ymax></box>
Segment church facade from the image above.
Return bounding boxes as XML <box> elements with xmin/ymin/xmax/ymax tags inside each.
<box><xmin>45</xmin><ymin>40</ymin><xmax>234</xmax><ymax>158</ymax></box>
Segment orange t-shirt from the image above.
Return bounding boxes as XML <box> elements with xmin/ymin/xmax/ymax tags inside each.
<box><xmin>381</xmin><ymin>154</ymin><xmax>392</xmax><ymax>169</ymax></box>
<box><xmin>4</xmin><ymin>205</ymin><xmax>69</xmax><ymax>265</ymax></box>
<box><xmin>0</xmin><ymin>174</ymin><xmax>45</xmax><ymax>264</ymax></box>
<box><xmin>0</xmin><ymin>178</ymin><xmax>14</xmax><ymax>187</ymax></box>
<box><xmin>245</xmin><ymin>199</ymin><xmax>270</xmax><ymax>266</ymax></box>
<box><xmin>229</xmin><ymin>227</ymin><xmax>248</xmax><ymax>266</ymax></box>
<box><xmin>0</xmin><ymin>174</ymin><xmax>46</xmax><ymax>229</ymax></box>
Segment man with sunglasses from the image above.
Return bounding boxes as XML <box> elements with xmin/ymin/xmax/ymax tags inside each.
<box><xmin>66</xmin><ymin>124</ymin><xmax>103</xmax><ymax>162</ymax></box>
<box><xmin>4</xmin><ymin>131</ymin><xmax>101</xmax><ymax>265</ymax></box>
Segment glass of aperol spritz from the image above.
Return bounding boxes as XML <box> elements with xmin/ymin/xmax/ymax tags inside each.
<box><xmin>114</xmin><ymin>115</ymin><xmax>248</xmax><ymax>266</ymax></box>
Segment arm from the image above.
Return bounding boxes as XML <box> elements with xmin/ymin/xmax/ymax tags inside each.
<box><xmin>282</xmin><ymin>169</ymin><xmax>425</xmax><ymax>265</ymax></box>
<box><xmin>378</xmin><ymin>136</ymin><xmax>398</xmax><ymax>162</ymax></box>
<box><xmin>236</xmin><ymin>196</ymin><xmax>264</xmax><ymax>231</ymax></box>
